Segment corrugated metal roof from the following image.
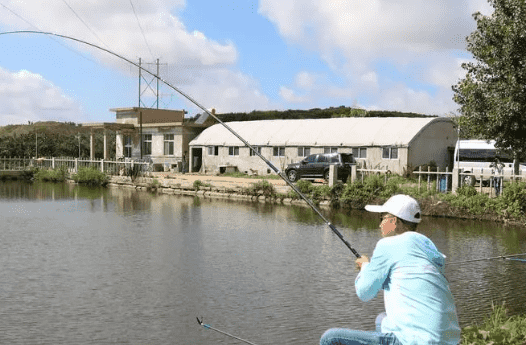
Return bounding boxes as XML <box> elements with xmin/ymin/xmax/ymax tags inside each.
<box><xmin>190</xmin><ymin>117</ymin><xmax>448</xmax><ymax>147</ymax></box>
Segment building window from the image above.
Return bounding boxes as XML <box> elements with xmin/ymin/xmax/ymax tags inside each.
<box><xmin>273</xmin><ymin>146</ymin><xmax>285</xmax><ymax>157</ymax></box>
<box><xmin>228</xmin><ymin>146</ymin><xmax>239</xmax><ymax>156</ymax></box>
<box><xmin>353</xmin><ymin>147</ymin><xmax>367</xmax><ymax>158</ymax></box>
<box><xmin>249</xmin><ymin>146</ymin><xmax>262</xmax><ymax>156</ymax></box>
<box><xmin>164</xmin><ymin>134</ymin><xmax>174</xmax><ymax>155</ymax></box>
<box><xmin>123</xmin><ymin>135</ymin><xmax>132</xmax><ymax>158</ymax></box>
<box><xmin>324</xmin><ymin>147</ymin><xmax>338</xmax><ymax>153</ymax></box>
<box><xmin>208</xmin><ymin>146</ymin><xmax>219</xmax><ymax>156</ymax></box>
<box><xmin>297</xmin><ymin>146</ymin><xmax>310</xmax><ymax>157</ymax></box>
<box><xmin>382</xmin><ymin>147</ymin><xmax>398</xmax><ymax>159</ymax></box>
<box><xmin>142</xmin><ymin>134</ymin><xmax>152</xmax><ymax>155</ymax></box>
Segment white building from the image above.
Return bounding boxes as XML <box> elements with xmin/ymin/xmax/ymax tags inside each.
<box><xmin>188</xmin><ymin>117</ymin><xmax>457</xmax><ymax>175</ymax></box>
<box><xmin>112</xmin><ymin>107</ymin><xmax>213</xmax><ymax>171</ymax></box>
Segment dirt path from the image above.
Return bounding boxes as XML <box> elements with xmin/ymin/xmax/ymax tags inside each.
<box><xmin>148</xmin><ymin>172</ymin><xmax>297</xmax><ymax>194</ymax></box>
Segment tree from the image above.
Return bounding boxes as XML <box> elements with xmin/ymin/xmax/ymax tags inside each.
<box><xmin>452</xmin><ymin>0</ymin><xmax>526</xmax><ymax>167</ymax></box>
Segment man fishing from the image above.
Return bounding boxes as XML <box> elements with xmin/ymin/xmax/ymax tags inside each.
<box><xmin>321</xmin><ymin>194</ymin><xmax>461</xmax><ymax>345</ymax></box>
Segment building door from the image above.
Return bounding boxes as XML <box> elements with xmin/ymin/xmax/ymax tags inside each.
<box><xmin>191</xmin><ymin>147</ymin><xmax>203</xmax><ymax>173</ymax></box>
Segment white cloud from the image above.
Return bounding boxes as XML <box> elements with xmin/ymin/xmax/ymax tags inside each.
<box><xmin>180</xmin><ymin>69</ymin><xmax>272</xmax><ymax>113</ymax></box>
<box><xmin>427</xmin><ymin>57</ymin><xmax>471</xmax><ymax>88</ymax></box>
<box><xmin>0</xmin><ymin>68</ymin><xmax>84</xmax><ymax>126</ymax></box>
<box><xmin>0</xmin><ymin>0</ymin><xmax>272</xmax><ymax>121</ymax></box>
<box><xmin>295</xmin><ymin>71</ymin><xmax>317</xmax><ymax>90</ymax></box>
<box><xmin>259</xmin><ymin>0</ymin><xmax>491</xmax><ymax>115</ymax></box>
<box><xmin>279</xmin><ymin>86</ymin><xmax>308</xmax><ymax>104</ymax></box>
<box><xmin>259</xmin><ymin>0</ymin><xmax>488</xmax><ymax>55</ymax></box>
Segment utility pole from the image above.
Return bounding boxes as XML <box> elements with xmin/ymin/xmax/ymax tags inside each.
<box><xmin>138</xmin><ymin>58</ymin><xmax>167</xmax><ymax>109</ymax></box>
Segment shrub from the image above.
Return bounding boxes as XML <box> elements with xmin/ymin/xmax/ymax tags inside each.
<box><xmin>457</xmin><ymin>184</ymin><xmax>478</xmax><ymax>197</ymax></box>
<box><xmin>246</xmin><ymin>180</ymin><xmax>275</xmax><ymax>198</ymax></box>
<box><xmin>20</xmin><ymin>167</ymin><xmax>38</xmax><ymax>180</ymax></box>
<box><xmin>340</xmin><ymin>175</ymin><xmax>387</xmax><ymax>209</ymax></box>
<box><xmin>193</xmin><ymin>179</ymin><xmax>211</xmax><ymax>191</ymax></box>
<box><xmin>296</xmin><ymin>180</ymin><xmax>313</xmax><ymax>194</ymax></box>
<box><xmin>497</xmin><ymin>181</ymin><xmax>526</xmax><ymax>218</ymax></box>
<box><xmin>72</xmin><ymin>166</ymin><xmax>109</xmax><ymax>186</ymax></box>
<box><xmin>34</xmin><ymin>166</ymin><xmax>68</xmax><ymax>182</ymax></box>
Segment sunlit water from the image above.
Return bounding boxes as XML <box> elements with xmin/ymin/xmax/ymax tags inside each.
<box><xmin>0</xmin><ymin>181</ymin><xmax>525</xmax><ymax>344</ymax></box>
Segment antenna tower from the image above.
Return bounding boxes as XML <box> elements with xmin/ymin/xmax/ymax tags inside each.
<box><xmin>138</xmin><ymin>58</ymin><xmax>167</xmax><ymax>108</ymax></box>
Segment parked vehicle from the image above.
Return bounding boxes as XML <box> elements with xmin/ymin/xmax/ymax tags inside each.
<box><xmin>454</xmin><ymin>140</ymin><xmax>517</xmax><ymax>186</ymax></box>
<box><xmin>285</xmin><ymin>153</ymin><xmax>354</xmax><ymax>182</ymax></box>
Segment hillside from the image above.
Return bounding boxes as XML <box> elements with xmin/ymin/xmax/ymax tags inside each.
<box><xmin>0</xmin><ymin>121</ymin><xmax>115</xmax><ymax>158</ymax></box>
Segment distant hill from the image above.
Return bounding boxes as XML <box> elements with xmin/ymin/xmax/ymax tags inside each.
<box><xmin>0</xmin><ymin>121</ymin><xmax>85</xmax><ymax>137</ymax></box>
<box><xmin>217</xmin><ymin>106</ymin><xmax>436</xmax><ymax>122</ymax></box>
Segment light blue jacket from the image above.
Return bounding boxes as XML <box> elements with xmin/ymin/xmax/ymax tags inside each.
<box><xmin>355</xmin><ymin>232</ymin><xmax>461</xmax><ymax>345</ymax></box>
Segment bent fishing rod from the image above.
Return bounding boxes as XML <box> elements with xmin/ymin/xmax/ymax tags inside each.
<box><xmin>0</xmin><ymin>30</ymin><xmax>361</xmax><ymax>258</ymax></box>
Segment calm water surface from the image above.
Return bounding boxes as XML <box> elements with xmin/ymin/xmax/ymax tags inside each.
<box><xmin>1</xmin><ymin>181</ymin><xmax>526</xmax><ymax>344</ymax></box>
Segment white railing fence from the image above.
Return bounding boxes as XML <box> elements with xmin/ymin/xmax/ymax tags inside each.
<box><xmin>357</xmin><ymin>167</ymin><xmax>452</xmax><ymax>193</ymax></box>
<box><xmin>357</xmin><ymin>166</ymin><xmax>525</xmax><ymax>195</ymax></box>
<box><xmin>0</xmin><ymin>157</ymin><xmax>151</xmax><ymax>176</ymax></box>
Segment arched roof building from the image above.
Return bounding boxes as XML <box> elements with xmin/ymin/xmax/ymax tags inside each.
<box><xmin>189</xmin><ymin>117</ymin><xmax>457</xmax><ymax>175</ymax></box>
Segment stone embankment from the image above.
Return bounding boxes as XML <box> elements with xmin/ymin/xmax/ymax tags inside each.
<box><xmin>107</xmin><ymin>173</ymin><xmax>328</xmax><ymax>206</ymax></box>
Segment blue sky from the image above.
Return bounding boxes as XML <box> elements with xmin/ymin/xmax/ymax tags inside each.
<box><xmin>0</xmin><ymin>0</ymin><xmax>492</xmax><ymax>126</ymax></box>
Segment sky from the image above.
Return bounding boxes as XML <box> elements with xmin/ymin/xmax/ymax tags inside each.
<box><xmin>0</xmin><ymin>0</ymin><xmax>494</xmax><ymax>126</ymax></box>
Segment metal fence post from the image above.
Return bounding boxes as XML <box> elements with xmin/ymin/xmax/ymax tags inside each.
<box><xmin>427</xmin><ymin>166</ymin><xmax>431</xmax><ymax>191</ymax></box>
<box><xmin>418</xmin><ymin>166</ymin><xmax>421</xmax><ymax>191</ymax></box>
<box><xmin>446</xmin><ymin>167</ymin><xmax>449</xmax><ymax>193</ymax></box>
<box><xmin>435</xmin><ymin>167</ymin><xmax>440</xmax><ymax>192</ymax></box>
<box><xmin>479</xmin><ymin>169</ymin><xmax>483</xmax><ymax>194</ymax></box>
<box><xmin>101</xmin><ymin>159</ymin><xmax>104</xmax><ymax>173</ymax></box>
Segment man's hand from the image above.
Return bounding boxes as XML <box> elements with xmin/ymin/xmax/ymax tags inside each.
<box><xmin>355</xmin><ymin>255</ymin><xmax>370</xmax><ymax>271</ymax></box>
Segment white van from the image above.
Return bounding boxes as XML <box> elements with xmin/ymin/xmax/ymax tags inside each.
<box><xmin>454</xmin><ymin>140</ymin><xmax>516</xmax><ymax>186</ymax></box>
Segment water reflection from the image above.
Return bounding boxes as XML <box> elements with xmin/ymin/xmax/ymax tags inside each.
<box><xmin>1</xmin><ymin>181</ymin><xmax>526</xmax><ymax>344</ymax></box>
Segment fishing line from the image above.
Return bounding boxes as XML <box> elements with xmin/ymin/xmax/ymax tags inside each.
<box><xmin>448</xmin><ymin>253</ymin><xmax>526</xmax><ymax>265</ymax></box>
<box><xmin>0</xmin><ymin>30</ymin><xmax>361</xmax><ymax>258</ymax></box>
<box><xmin>196</xmin><ymin>318</ymin><xmax>259</xmax><ymax>345</ymax></box>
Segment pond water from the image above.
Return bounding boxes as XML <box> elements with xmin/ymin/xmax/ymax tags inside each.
<box><xmin>1</xmin><ymin>181</ymin><xmax>525</xmax><ymax>344</ymax></box>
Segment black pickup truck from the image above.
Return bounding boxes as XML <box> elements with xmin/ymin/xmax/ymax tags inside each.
<box><xmin>285</xmin><ymin>152</ymin><xmax>354</xmax><ymax>182</ymax></box>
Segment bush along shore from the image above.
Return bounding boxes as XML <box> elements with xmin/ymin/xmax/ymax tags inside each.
<box><xmin>5</xmin><ymin>167</ymin><xmax>526</xmax><ymax>224</ymax></box>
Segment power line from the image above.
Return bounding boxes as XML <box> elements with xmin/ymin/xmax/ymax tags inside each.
<box><xmin>129</xmin><ymin>0</ymin><xmax>155</xmax><ymax>60</ymax></box>
<box><xmin>0</xmin><ymin>2</ymin><xmax>41</xmax><ymax>30</ymax></box>
<box><xmin>60</xmin><ymin>0</ymin><xmax>110</xmax><ymax>50</ymax></box>
<box><xmin>0</xmin><ymin>2</ymin><xmax>100</xmax><ymax>65</ymax></box>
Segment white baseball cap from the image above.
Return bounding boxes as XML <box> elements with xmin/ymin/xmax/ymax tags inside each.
<box><xmin>365</xmin><ymin>194</ymin><xmax>422</xmax><ymax>223</ymax></box>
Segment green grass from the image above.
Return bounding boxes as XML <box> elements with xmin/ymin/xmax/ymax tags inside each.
<box><xmin>461</xmin><ymin>304</ymin><xmax>526</xmax><ymax>344</ymax></box>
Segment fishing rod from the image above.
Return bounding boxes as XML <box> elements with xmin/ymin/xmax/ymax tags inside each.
<box><xmin>196</xmin><ymin>317</ymin><xmax>259</xmax><ymax>345</ymax></box>
<box><xmin>0</xmin><ymin>30</ymin><xmax>361</xmax><ymax>258</ymax></box>
<box><xmin>448</xmin><ymin>253</ymin><xmax>526</xmax><ymax>265</ymax></box>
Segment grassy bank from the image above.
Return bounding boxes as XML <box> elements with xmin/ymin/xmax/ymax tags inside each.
<box><xmin>230</xmin><ymin>174</ymin><xmax>526</xmax><ymax>223</ymax></box>
<box><xmin>24</xmin><ymin>166</ymin><xmax>109</xmax><ymax>186</ymax></box>
<box><xmin>461</xmin><ymin>304</ymin><xmax>526</xmax><ymax>344</ymax></box>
